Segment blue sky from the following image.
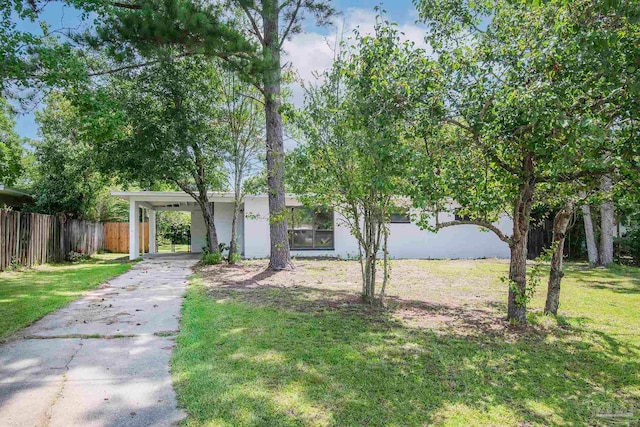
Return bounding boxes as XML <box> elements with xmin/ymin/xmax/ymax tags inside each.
<box><xmin>12</xmin><ymin>0</ymin><xmax>424</xmax><ymax>140</ymax></box>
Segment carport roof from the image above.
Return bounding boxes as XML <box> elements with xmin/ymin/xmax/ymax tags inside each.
<box><xmin>110</xmin><ymin>191</ymin><xmax>268</xmax><ymax>210</ymax></box>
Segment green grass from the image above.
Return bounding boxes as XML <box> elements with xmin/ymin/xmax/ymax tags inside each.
<box><xmin>0</xmin><ymin>253</ymin><xmax>133</xmax><ymax>339</ymax></box>
<box><xmin>172</xmin><ymin>260</ymin><xmax>640</xmax><ymax>426</ymax></box>
<box><xmin>159</xmin><ymin>244</ymin><xmax>191</xmax><ymax>253</ymax></box>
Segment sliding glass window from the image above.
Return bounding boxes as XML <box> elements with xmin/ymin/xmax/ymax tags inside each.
<box><xmin>287</xmin><ymin>207</ymin><xmax>334</xmax><ymax>250</ymax></box>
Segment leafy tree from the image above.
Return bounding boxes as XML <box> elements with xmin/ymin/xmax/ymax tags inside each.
<box><xmin>413</xmin><ymin>0</ymin><xmax>640</xmax><ymax>324</ymax></box>
<box><xmin>0</xmin><ymin>98</ymin><xmax>23</xmax><ymax>186</ymax></box>
<box><xmin>29</xmin><ymin>93</ymin><xmax>108</xmax><ymax>218</ymax></box>
<box><xmin>88</xmin><ymin>55</ymin><xmax>228</xmax><ymax>253</ymax></box>
<box><xmin>1</xmin><ymin>2</ymin><xmax>92</xmax><ymax>109</ymax></box>
<box><xmin>67</xmin><ymin>0</ymin><xmax>335</xmax><ymax>269</ymax></box>
<box><xmin>289</xmin><ymin>19</ymin><xmax>434</xmax><ymax>301</ymax></box>
<box><xmin>157</xmin><ymin>211</ymin><xmax>191</xmax><ymax>247</ymax></box>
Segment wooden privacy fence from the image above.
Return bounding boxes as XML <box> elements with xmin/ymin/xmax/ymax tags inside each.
<box><xmin>0</xmin><ymin>210</ymin><xmax>105</xmax><ymax>271</ymax></box>
<box><xmin>104</xmin><ymin>222</ymin><xmax>149</xmax><ymax>254</ymax></box>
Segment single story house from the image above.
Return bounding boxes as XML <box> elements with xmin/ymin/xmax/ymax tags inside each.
<box><xmin>112</xmin><ymin>191</ymin><xmax>512</xmax><ymax>260</ymax></box>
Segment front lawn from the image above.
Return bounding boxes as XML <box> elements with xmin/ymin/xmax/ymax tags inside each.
<box><xmin>172</xmin><ymin>259</ymin><xmax>640</xmax><ymax>426</ymax></box>
<box><xmin>159</xmin><ymin>244</ymin><xmax>191</xmax><ymax>253</ymax></box>
<box><xmin>0</xmin><ymin>253</ymin><xmax>133</xmax><ymax>339</ymax></box>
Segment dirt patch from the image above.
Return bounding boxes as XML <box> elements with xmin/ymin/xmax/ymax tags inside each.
<box><xmin>199</xmin><ymin>259</ymin><xmax>546</xmax><ymax>337</ymax></box>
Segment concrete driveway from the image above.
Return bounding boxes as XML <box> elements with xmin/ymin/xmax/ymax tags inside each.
<box><xmin>0</xmin><ymin>254</ymin><xmax>198</xmax><ymax>427</ymax></box>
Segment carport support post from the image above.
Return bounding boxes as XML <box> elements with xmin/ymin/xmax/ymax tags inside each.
<box><xmin>141</xmin><ymin>208</ymin><xmax>146</xmax><ymax>256</ymax></box>
<box><xmin>129</xmin><ymin>199</ymin><xmax>140</xmax><ymax>260</ymax></box>
<box><xmin>149</xmin><ymin>210</ymin><xmax>157</xmax><ymax>254</ymax></box>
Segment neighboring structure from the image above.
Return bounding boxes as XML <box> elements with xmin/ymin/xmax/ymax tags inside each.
<box><xmin>112</xmin><ymin>191</ymin><xmax>512</xmax><ymax>260</ymax></box>
<box><xmin>0</xmin><ymin>185</ymin><xmax>33</xmax><ymax>209</ymax></box>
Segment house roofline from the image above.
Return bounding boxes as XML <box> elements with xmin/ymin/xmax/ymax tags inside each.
<box><xmin>0</xmin><ymin>185</ymin><xmax>33</xmax><ymax>199</ymax></box>
<box><xmin>110</xmin><ymin>191</ymin><xmax>298</xmax><ymax>200</ymax></box>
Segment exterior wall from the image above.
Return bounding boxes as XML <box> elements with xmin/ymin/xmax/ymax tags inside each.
<box><xmin>242</xmin><ymin>196</ymin><xmax>512</xmax><ymax>259</ymax></box>
<box><xmin>385</xmin><ymin>214</ymin><xmax>512</xmax><ymax>259</ymax></box>
<box><xmin>190</xmin><ymin>203</ymin><xmax>244</xmax><ymax>253</ymax></box>
<box><xmin>244</xmin><ymin>197</ymin><xmax>271</xmax><ymax>258</ymax></box>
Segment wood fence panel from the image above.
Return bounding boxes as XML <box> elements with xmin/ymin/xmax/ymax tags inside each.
<box><xmin>0</xmin><ymin>210</ymin><xmax>105</xmax><ymax>271</ymax></box>
<box><xmin>104</xmin><ymin>222</ymin><xmax>149</xmax><ymax>254</ymax></box>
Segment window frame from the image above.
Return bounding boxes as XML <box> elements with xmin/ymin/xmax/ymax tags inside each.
<box><xmin>389</xmin><ymin>206</ymin><xmax>411</xmax><ymax>224</ymax></box>
<box><xmin>287</xmin><ymin>206</ymin><xmax>335</xmax><ymax>250</ymax></box>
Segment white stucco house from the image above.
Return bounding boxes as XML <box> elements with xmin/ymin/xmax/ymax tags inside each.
<box><xmin>112</xmin><ymin>191</ymin><xmax>512</xmax><ymax>260</ymax></box>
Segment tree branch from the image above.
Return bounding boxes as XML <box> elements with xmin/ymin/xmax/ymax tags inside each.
<box><xmin>436</xmin><ymin>218</ymin><xmax>513</xmax><ymax>245</ymax></box>
<box><xmin>88</xmin><ymin>52</ymin><xmax>195</xmax><ymax>77</ymax></box>
<box><xmin>538</xmin><ymin>167</ymin><xmax>617</xmax><ymax>183</ymax></box>
<box><xmin>445</xmin><ymin>117</ymin><xmax>520</xmax><ymax>176</ymax></box>
<box><xmin>239</xmin><ymin>4</ymin><xmax>265</xmax><ymax>46</ymax></box>
<box><xmin>112</xmin><ymin>2</ymin><xmax>142</xmax><ymax>10</ymax></box>
<box><xmin>444</xmin><ymin>117</ymin><xmax>472</xmax><ymax>132</ymax></box>
<box><xmin>279</xmin><ymin>0</ymin><xmax>302</xmax><ymax>48</ymax></box>
<box><xmin>87</xmin><ymin>60</ymin><xmax>160</xmax><ymax>76</ymax></box>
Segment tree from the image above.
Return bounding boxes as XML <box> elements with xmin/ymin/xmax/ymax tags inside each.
<box><xmin>0</xmin><ymin>99</ymin><xmax>23</xmax><ymax>186</ymax></box>
<box><xmin>157</xmin><ymin>211</ymin><xmax>191</xmax><ymax>248</ymax></box>
<box><xmin>413</xmin><ymin>0</ymin><xmax>639</xmax><ymax>324</ymax></box>
<box><xmin>237</xmin><ymin>0</ymin><xmax>334</xmax><ymax>270</ymax></box>
<box><xmin>2</xmin><ymin>2</ymin><xmax>93</xmax><ymax>109</ymax></box>
<box><xmin>28</xmin><ymin>93</ymin><xmax>108</xmax><ymax>218</ymax></box>
<box><xmin>543</xmin><ymin>201</ymin><xmax>575</xmax><ymax>315</ymax></box>
<box><xmin>87</xmin><ymin>55</ymin><xmax>228</xmax><ymax>253</ymax></box>
<box><xmin>537</xmin><ymin>183</ymin><xmax>584</xmax><ymax>316</ymax></box>
<box><xmin>65</xmin><ymin>0</ymin><xmax>335</xmax><ymax>269</ymax></box>
<box><xmin>289</xmin><ymin>19</ymin><xmax>434</xmax><ymax>301</ymax></box>
<box><xmin>220</xmin><ymin>71</ymin><xmax>264</xmax><ymax>264</ymax></box>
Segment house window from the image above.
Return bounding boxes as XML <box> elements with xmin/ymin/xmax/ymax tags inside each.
<box><xmin>390</xmin><ymin>206</ymin><xmax>411</xmax><ymax>223</ymax></box>
<box><xmin>454</xmin><ymin>212</ymin><xmax>472</xmax><ymax>221</ymax></box>
<box><xmin>287</xmin><ymin>207</ymin><xmax>334</xmax><ymax>250</ymax></box>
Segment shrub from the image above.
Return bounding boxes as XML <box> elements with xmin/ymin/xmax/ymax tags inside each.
<box><xmin>201</xmin><ymin>252</ymin><xmax>222</xmax><ymax>265</ymax></box>
<box><xmin>67</xmin><ymin>250</ymin><xmax>90</xmax><ymax>262</ymax></box>
<box><xmin>228</xmin><ymin>252</ymin><xmax>242</xmax><ymax>264</ymax></box>
<box><xmin>5</xmin><ymin>256</ymin><xmax>21</xmax><ymax>271</ymax></box>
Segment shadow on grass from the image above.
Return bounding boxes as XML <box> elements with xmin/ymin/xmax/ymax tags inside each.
<box><xmin>565</xmin><ymin>264</ymin><xmax>640</xmax><ymax>295</ymax></box>
<box><xmin>581</xmin><ymin>281</ymin><xmax>640</xmax><ymax>294</ymax></box>
<box><xmin>173</xmin><ymin>272</ymin><xmax>640</xmax><ymax>426</ymax></box>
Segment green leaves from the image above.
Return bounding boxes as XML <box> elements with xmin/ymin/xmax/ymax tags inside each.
<box><xmin>0</xmin><ymin>99</ymin><xmax>23</xmax><ymax>186</ymax></box>
<box><xmin>412</xmin><ymin>0</ymin><xmax>640</xmax><ymax>222</ymax></box>
<box><xmin>288</xmin><ymin>16</ymin><xmax>439</xmax><ymax>229</ymax></box>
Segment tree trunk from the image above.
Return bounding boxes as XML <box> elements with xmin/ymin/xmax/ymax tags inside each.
<box><xmin>379</xmin><ymin>225</ymin><xmax>389</xmax><ymax>298</ymax></box>
<box><xmin>358</xmin><ymin>242</ymin><xmax>366</xmax><ymax>295</ymax></box>
<box><xmin>228</xmin><ymin>197</ymin><xmax>240</xmax><ymax>263</ymax></box>
<box><xmin>507</xmin><ymin>162</ymin><xmax>535</xmax><ymax>325</ymax></box>
<box><xmin>507</xmin><ymin>235</ymin><xmax>529</xmax><ymax>325</ymax></box>
<box><xmin>360</xmin><ymin>206</ymin><xmax>380</xmax><ymax>303</ymax></box>
<box><xmin>580</xmin><ymin>192</ymin><xmax>599</xmax><ymax>266</ymax></box>
<box><xmin>363</xmin><ymin>252</ymin><xmax>376</xmax><ymax>302</ymax></box>
<box><xmin>380</xmin><ymin>228</ymin><xmax>389</xmax><ymax>298</ymax></box>
<box><xmin>202</xmin><ymin>201</ymin><xmax>219</xmax><ymax>253</ymax></box>
<box><xmin>175</xmin><ymin>178</ymin><xmax>219</xmax><ymax>254</ymax></box>
<box><xmin>599</xmin><ymin>175</ymin><xmax>615</xmax><ymax>266</ymax></box>
<box><xmin>544</xmin><ymin>202</ymin><xmax>574</xmax><ymax>316</ymax></box>
<box><xmin>263</xmin><ymin>1</ymin><xmax>292</xmax><ymax>270</ymax></box>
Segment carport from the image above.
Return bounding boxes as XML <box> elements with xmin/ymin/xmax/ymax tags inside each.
<box><xmin>111</xmin><ymin>191</ymin><xmax>241</xmax><ymax>260</ymax></box>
